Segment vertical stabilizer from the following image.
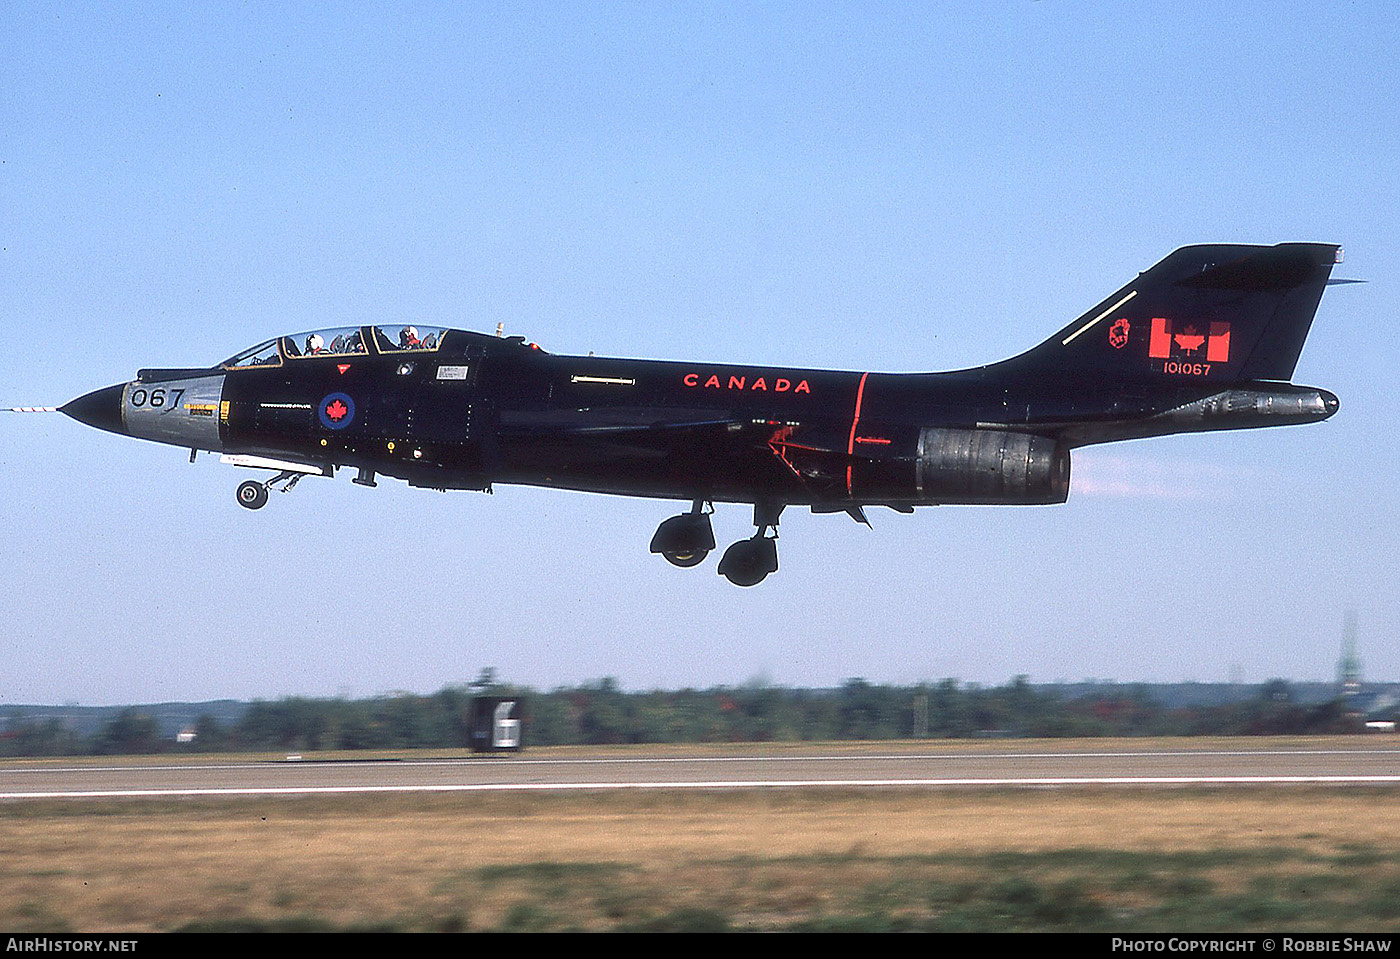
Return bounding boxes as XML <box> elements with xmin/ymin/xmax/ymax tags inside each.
<box><xmin>1008</xmin><ymin>243</ymin><xmax>1340</xmax><ymax>387</ymax></box>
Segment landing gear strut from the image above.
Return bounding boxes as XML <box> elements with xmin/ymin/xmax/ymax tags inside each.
<box><xmin>717</xmin><ymin>502</ymin><xmax>783</xmax><ymax>587</ymax></box>
<box><xmin>235</xmin><ymin>471</ymin><xmax>304</xmax><ymax>510</ymax></box>
<box><xmin>651</xmin><ymin>501</ymin><xmax>786</xmax><ymax>585</ymax></box>
<box><xmin>650</xmin><ymin>500</ymin><xmax>716</xmax><ymax>567</ymax></box>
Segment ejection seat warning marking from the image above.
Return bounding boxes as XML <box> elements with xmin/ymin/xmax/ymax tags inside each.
<box><xmin>436</xmin><ymin>365</ymin><xmax>469</xmax><ymax>380</ymax></box>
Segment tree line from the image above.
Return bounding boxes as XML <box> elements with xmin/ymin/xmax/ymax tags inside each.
<box><xmin>0</xmin><ymin>676</ymin><xmax>1370</xmax><ymax>757</ymax></box>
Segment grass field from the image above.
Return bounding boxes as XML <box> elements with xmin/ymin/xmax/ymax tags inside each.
<box><xmin>4</xmin><ymin>772</ymin><xmax>1400</xmax><ymax>932</ymax></box>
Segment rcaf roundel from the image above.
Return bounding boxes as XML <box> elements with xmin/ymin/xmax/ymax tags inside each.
<box><xmin>318</xmin><ymin>392</ymin><xmax>356</xmax><ymax>430</ymax></box>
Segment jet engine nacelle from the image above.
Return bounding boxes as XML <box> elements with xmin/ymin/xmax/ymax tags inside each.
<box><xmin>914</xmin><ymin>428</ymin><xmax>1069</xmax><ymax>505</ymax></box>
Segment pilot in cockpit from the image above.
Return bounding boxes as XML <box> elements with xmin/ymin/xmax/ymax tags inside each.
<box><xmin>400</xmin><ymin>326</ymin><xmax>421</xmax><ymax>349</ymax></box>
<box><xmin>305</xmin><ymin>333</ymin><xmax>325</xmax><ymax>355</ymax></box>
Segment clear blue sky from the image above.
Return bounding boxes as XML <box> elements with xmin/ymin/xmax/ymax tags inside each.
<box><xmin>3</xmin><ymin>2</ymin><xmax>1396</xmax><ymax>705</ymax></box>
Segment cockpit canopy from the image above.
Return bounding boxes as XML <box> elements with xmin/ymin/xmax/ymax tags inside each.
<box><xmin>221</xmin><ymin>324</ymin><xmax>450</xmax><ymax>369</ymax></box>
<box><xmin>222</xmin><ymin>338</ymin><xmax>281</xmax><ymax>369</ymax></box>
<box><xmin>372</xmin><ymin>324</ymin><xmax>444</xmax><ymax>353</ymax></box>
<box><xmin>284</xmin><ymin>326</ymin><xmax>367</xmax><ymax>357</ymax></box>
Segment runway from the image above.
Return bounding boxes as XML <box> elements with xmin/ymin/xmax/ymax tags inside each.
<box><xmin>4</xmin><ymin>738</ymin><xmax>1400</xmax><ymax>799</ymax></box>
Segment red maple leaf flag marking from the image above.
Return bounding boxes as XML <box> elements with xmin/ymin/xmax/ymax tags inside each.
<box><xmin>1173</xmin><ymin>326</ymin><xmax>1206</xmax><ymax>354</ymax></box>
<box><xmin>1149</xmin><ymin>317</ymin><xmax>1173</xmax><ymax>358</ymax></box>
<box><xmin>1149</xmin><ymin>317</ymin><xmax>1231</xmax><ymax>362</ymax></box>
<box><xmin>1206</xmin><ymin>322</ymin><xmax>1231</xmax><ymax>362</ymax></box>
<box><xmin>325</xmin><ymin>399</ymin><xmax>348</xmax><ymax>421</ymax></box>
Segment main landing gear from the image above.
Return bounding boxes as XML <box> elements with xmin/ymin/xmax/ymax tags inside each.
<box><xmin>717</xmin><ymin>502</ymin><xmax>782</xmax><ymax>587</ymax></box>
<box><xmin>651</xmin><ymin>501</ymin><xmax>784</xmax><ymax>587</ymax></box>
<box><xmin>649</xmin><ymin>500</ymin><xmax>716</xmax><ymax>568</ymax></box>
<box><xmin>235</xmin><ymin>471</ymin><xmax>304</xmax><ymax>510</ymax></box>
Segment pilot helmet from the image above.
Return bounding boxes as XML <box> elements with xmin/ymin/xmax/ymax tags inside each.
<box><xmin>405</xmin><ymin>326</ymin><xmax>419</xmax><ymax>340</ymax></box>
<box><xmin>308</xmin><ymin>334</ymin><xmax>324</xmax><ymax>352</ymax></box>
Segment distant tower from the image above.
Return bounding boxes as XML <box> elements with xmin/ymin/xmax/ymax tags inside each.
<box><xmin>1337</xmin><ymin>610</ymin><xmax>1362</xmax><ymax>699</ymax></box>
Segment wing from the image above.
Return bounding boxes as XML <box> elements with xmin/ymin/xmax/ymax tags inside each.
<box><xmin>497</xmin><ymin>408</ymin><xmax>849</xmax><ymax>500</ymax></box>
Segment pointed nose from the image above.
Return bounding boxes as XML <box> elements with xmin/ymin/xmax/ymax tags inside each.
<box><xmin>60</xmin><ymin>383</ymin><xmax>128</xmax><ymax>436</ymax></box>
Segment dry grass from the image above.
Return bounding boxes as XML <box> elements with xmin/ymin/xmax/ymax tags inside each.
<box><xmin>3</xmin><ymin>786</ymin><xmax>1400</xmax><ymax>931</ymax></box>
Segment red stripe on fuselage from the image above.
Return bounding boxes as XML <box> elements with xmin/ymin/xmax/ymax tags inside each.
<box><xmin>846</xmin><ymin>372</ymin><xmax>869</xmax><ymax>495</ymax></box>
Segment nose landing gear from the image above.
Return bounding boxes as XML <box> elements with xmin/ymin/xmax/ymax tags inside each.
<box><xmin>235</xmin><ymin>480</ymin><xmax>269</xmax><ymax>510</ymax></box>
<box><xmin>234</xmin><ymin>471</ymin><xmax>304</xmax><ymax>510</ymax></box>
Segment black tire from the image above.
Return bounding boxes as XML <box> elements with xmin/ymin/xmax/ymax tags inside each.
<box><xmin>723</xmin><ymin>564</ymin><xmax>768</xmax><ymax>587</ymax></box>
<box><xmin>236</xmin><ymin>480</ymin><xmax>269</xmax><ymax>510</ymax></box>
<box><xmin>650</xmin><ymin>512</ymin><xmax>716</xmax><ymax>557</ymax></box>
<box><xmin>663</xmin><ymin>549</ymin><xmax>709</xmax><ymax>568</ymax></box>
<box><xmin>718</xmin><ymin>538</ymin><xmax>778</xmax><ymax>586</ymax></box>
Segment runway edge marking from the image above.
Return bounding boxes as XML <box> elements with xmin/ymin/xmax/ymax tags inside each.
<box><xmin>7</xmin><ymin>775</ymin><xmax>1400</xmax><ymax>799</ymax></box>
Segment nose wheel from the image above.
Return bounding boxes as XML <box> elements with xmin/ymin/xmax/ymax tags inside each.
<box><xmin>235</xmin><ymin>471</ymin><xmax>304</xmax><ymax>510</ymax></box>
<box><xmin>236</xmin><ymin>480</ymin><xmax>269</xmax><ymax>510</ymax></box>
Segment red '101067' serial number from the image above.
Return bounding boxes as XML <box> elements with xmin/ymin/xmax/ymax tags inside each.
<box><xmin>1162</xmin><ymin>361</ymin><xmax>1211</xmax><ymax>377</ymax></box>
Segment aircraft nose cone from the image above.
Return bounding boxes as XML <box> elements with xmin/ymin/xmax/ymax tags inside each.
<box><xmin>60</xmin><ymin>383</ymin><xmax>127</xmax><ymax>436</ymax></box>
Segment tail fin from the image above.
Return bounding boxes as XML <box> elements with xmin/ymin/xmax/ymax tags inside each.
<box><xmin>1010</xmin><ymin>243</ymin><xmax>1340</xmax><ymax>385</ymax></box>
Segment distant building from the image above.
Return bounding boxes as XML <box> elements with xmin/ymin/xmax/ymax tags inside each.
<box><xmin>1337</xmin><ymin>610</ymin><xmax>1362</xmax><ymax>701</ymax></box>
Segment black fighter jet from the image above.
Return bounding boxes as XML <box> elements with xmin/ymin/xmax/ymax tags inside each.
<box><xmin>56</xmin><ymin>242</ymin><xmax>1343</xmax><ymax>586</ymax></box>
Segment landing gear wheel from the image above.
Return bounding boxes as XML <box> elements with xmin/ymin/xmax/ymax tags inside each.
<box><xmin>662</xmin><ymin>548</ymin><xmax>710</xmax><ymax>568</ymax></box>
<box><xmin>650</xmin><ymin>503</ymin><xmax>716</xmax><ymax>568</ymax></box>
<box><xmin>718</xmin><ymin>537</ymin><xmax>779</xmax><ymax>587</ymax></box>
<box><xmin>236</xmin><ymin>480</ymin><xmax>269</xmax><ymax>510</ymax></box>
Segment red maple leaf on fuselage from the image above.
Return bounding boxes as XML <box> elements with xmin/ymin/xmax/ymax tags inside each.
<box><xmin>325</xmin><ymin>399</ymin><xmax>348</xmax><ymax>421</ymax></box>
<box><xmin>1173</xmin><ymin>326</ymin><xmax>1206</xmax><ymax>354</ymax></box>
